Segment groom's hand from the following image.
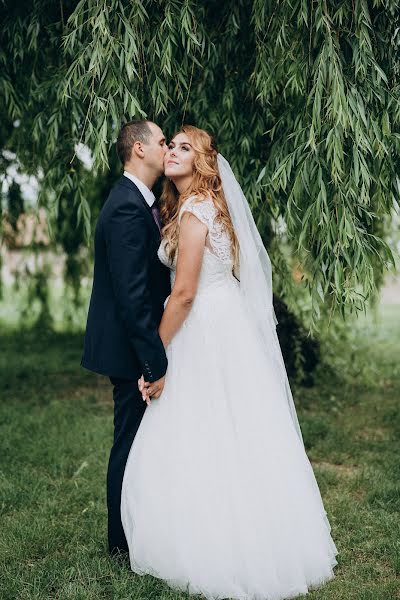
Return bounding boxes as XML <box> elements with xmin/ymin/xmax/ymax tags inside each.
<box><xmin>138</xmin><ymin>374</ymin><xmax>165</xmax><ymax>405</ymax></box>
<box><xmin>147</xmin><ymin>376</ymin><xmax>165</xmax><ymax>400</ymax></box>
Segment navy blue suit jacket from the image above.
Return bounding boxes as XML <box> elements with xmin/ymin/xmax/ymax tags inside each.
<box><xmin>81</xmin><ymin>175</ymin><xmax>171</xmax><ymax>382</ymax></box>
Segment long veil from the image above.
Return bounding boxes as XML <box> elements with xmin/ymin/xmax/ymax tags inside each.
<box><xmin>217</xmin><ymin>154</ymin><xmax>305</xmax><ymax>447</ymax></box>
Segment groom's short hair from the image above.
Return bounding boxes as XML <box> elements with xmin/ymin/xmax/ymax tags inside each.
<box><xmin>116</xmin><ymin>120</ymin><xmax>153</xmax><ymax>164</ymax></box>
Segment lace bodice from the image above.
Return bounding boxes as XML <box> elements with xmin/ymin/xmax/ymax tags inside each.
<box><xmin>178</xmin><ymin>197</ymin><xmax>233</xmax><ymax>265</ymax></box>
<box><xmin>158</xmin><ymin>196</ymin><xmax>235</xmax><ymax>293</ymax></box>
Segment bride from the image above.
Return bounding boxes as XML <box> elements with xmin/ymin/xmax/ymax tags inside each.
<box><xmin>121</xmin><ymin>125</ymin><xmax>338</xmax><ymax>600</ymax></box>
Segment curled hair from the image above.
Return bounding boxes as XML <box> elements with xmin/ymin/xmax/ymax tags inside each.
<box><xmin>160</xmin><ymin>125</ymin><xmax>239</xmax><ymax>266</ymax></box>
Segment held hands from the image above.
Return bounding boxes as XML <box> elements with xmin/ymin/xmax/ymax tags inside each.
<box><xmin>138</xmin><ymin>374</ymin><xmax>165</xmax><ymax>406</ymax></box>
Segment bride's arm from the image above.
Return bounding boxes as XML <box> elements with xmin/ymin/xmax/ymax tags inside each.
<box><xmin>158</xmin><ymin>212</ymin><xmax>207</xmax><ymax>348</ymax></box>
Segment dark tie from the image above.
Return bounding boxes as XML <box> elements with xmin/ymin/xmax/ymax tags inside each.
<box><xmin>151</xmin><ymin>205</ymin><xmax>161</xmax><ymax>234</ymax></box>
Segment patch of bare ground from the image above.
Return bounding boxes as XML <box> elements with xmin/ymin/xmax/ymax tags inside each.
<box><xmin>69</xmin><ymin>383</ymin><xmax>112</xmax><ymax>405</ymax></box>
<box><xmin>354</xmin><ymin>427</ymin><xmax>391</xmax><ymax>442</ymax></box>
<box><xmin>56</xmin><ymin>374</ymin><xmax>113</xmax><ymax>405</ymax></box>
<box><xmin>311</xmin><ymin>460</ymin><xmax>361</xmax><ymax>477</ymax></box>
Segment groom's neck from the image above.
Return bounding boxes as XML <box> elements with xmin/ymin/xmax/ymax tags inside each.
<box><xmin>124</xmin><ymin>164</ymin><xmax>156</xmax><ymax>191</ymax></box>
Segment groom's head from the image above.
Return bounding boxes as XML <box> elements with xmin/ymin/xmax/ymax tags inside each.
<box><xmin>116</xmin><ymin>119</ymin><xmax>167</xmax><ymax>178</ymax></box>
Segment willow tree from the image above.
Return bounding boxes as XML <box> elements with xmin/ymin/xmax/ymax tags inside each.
<box><xmin>1</xmin><ymin>0</ymin><xmax>399</xmax><ymax>328</ymax></box>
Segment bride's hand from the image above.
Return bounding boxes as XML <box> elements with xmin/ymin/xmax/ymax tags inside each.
<box><xmin>138</xmin><ymin>375</ymin><xmax>152</xmax><ymax>405</ymax></box>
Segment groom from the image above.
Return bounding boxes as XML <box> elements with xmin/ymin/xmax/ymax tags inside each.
<box><xmin>81</xmin><ymin>120</ymin><xmax>171</xmax><ymax>555</ymax></box>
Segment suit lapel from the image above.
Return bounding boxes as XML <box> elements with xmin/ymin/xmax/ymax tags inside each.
<box><xmin>117</xmin><ymin>176</ymin><xmax>160</xmax><ymax>238</ymax></box>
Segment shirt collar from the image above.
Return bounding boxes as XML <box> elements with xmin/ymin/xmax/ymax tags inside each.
<box><xmin>123</xmin><ymin>170</ymin><xmax>156</xmax><ymax>207</ymax></box>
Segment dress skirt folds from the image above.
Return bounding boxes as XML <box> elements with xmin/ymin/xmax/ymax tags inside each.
<box><xmin>121</xmin><ymin>201</ymin><xmax>338</xmax><ymax>600</ymax></box>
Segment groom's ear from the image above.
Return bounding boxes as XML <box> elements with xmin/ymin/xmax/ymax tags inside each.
<box><xmin>132</xmin><ymin>140</ymin><xmax>145</xmax><ymax>159</ymax></box>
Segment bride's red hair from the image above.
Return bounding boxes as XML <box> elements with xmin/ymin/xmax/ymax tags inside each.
<box><xmin>160</xmin><ymin>125</ymin><xmax>239</xmax><ymax>265</ymax></box>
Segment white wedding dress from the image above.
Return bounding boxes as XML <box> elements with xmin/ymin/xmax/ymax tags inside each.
<box><xmin>121</xmin><ymin>196</ymin><xmax>338</xmax><ymax>600</ymax></box>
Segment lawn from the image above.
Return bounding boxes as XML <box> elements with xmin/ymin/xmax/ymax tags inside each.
<box><xmin>0</xmin><ymin>306</ymin><xmax>399</xmax><ymax>600</ymax></box>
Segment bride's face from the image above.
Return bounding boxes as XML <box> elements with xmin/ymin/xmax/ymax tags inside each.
<box><xmin>164</xmin><ymin>133</ymin><xmax>195</xmax><ymax>179</ymax></box>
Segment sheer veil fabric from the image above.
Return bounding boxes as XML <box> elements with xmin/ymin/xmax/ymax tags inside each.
<box><xmin>217</xmin><ymin>154</ymin><xmax>304</xmax><ymax>445</ymax></box>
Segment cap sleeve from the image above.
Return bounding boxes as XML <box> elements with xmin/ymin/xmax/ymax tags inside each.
<box><xmin>178</xmin><ymin>196</ymin><xmax>217</xmax><ymax>230</ymax></box>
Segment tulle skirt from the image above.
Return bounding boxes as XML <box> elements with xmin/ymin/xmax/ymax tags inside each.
<box><xmin>121</xmin><ymin>278</ymin><xmax>338</xmax><ymax>599</ymax></box>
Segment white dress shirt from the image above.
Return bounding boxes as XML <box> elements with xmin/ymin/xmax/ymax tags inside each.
<box><xmin>123</xmin><ymin>170</ymin><xmax>156</xmax><ymax>207</ymax></box>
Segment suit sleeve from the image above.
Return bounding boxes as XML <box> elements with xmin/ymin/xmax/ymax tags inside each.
<box><xmin>104</xmin><ymin>201</ymin><xmax>167</xmax><ymax>382</ymax></box>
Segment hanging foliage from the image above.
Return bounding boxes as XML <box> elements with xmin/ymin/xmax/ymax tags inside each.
<box><xmin>0</xmin><ymin>0</ymin><xmax>399</xmax><ymax>327</ymax></box>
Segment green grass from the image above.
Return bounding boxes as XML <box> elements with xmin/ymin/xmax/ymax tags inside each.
<box><xmin>0</xmin><ymin>306</ymin><xmax>399</xmax><ymax>600</ymax></box>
